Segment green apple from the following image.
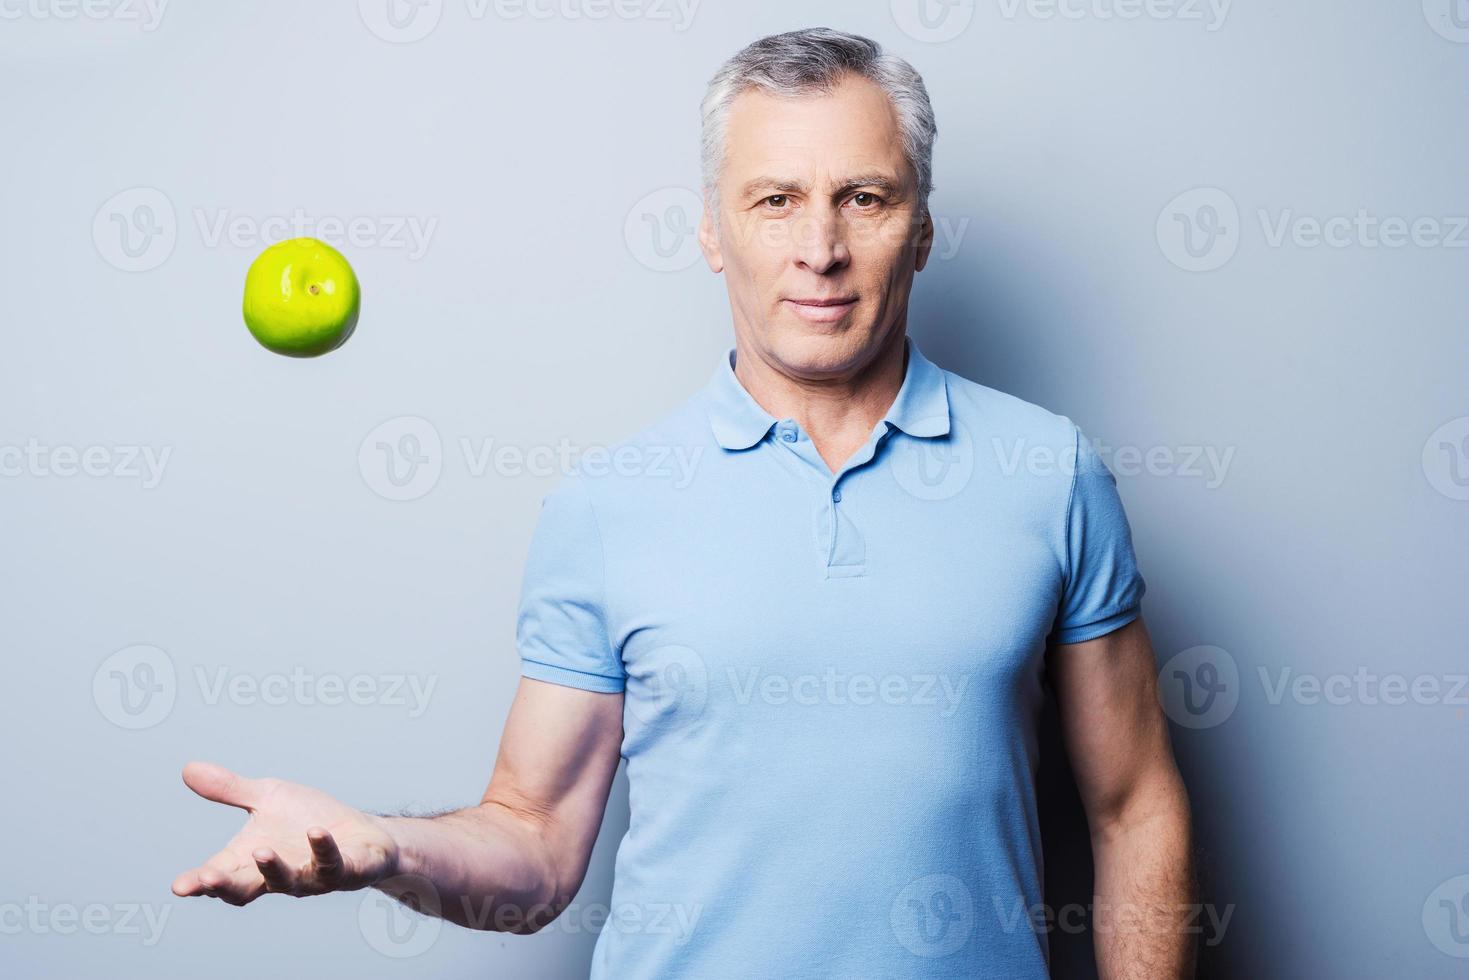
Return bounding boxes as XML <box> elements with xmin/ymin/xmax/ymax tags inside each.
<box><xmin>242</xmin><ymin>237</ymin><xmax>360</xmax><ymax>356</ymax></box>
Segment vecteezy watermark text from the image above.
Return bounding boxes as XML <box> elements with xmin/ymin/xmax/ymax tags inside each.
<box><xmin>995</xmin><ymin>0</ymin><xmax>1231</xmax><ymax>30</ymax></box>
<box><xmin>358</xmin><ymin>876</ymin><xmax>702</xmax><ymax>958</ymax></box>
<box><xmin>193</xmin><ymin>208</ymin><xmax>436</xmax><ymax>260</ymax></box>
<box><xmin>93</xmin><ymin>187</ymin><xmax>438</xmax><ymax>272</ymax></box>
<box><xmin>0</xmin><ymin>897</ymin><xmax>171</xmax><ymax>946</ymax></box>
<box><xmin>992</xmin><ymin>436</ymin><xmax>1235</xmax><ymax>488</ymax></box>
<box><xmin>357</xmin><ymin>0</ymin><xmax>701</xmax><ymax>43</ymax></box>
<box><xmin>726</xmin><ymin>667</ymin><xmax>971</xmax><ymax>717</ymax></box>
<box><xmin>993</xmin><ymin>896</ymin><xmax>1233</xmax><ymax>946</ymax></box>
<box><xmin>1158</xmin><ymin>187</ymin><xmax>1469</xmax><ymax>272</ymax></box>
<box><xmin>358</xmin><ymin>416</ymin><xmax>705</xmax><ymax>502</ymax></box>
<box><xmin>194</xmin><ymin>665</ymin><xmax>438</xmax><ymax>718</ymax></box>
<box><xmin>0</xmin><ymin>0</ymin><xmax>168</xmax><ymax>30</ymax></box>
<box><xmin>0</xmin><ymin>440</ymin><xmax>171</xmax><ymax>488</ymax></box>
<box><xmin>93</xmin><ymin>645</ymin><xmax>440</xmax><ymax>730</ymax></box>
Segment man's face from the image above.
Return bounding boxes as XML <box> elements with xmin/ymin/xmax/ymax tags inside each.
<box><xmin>699</xmin><ymin>72</ymin><xmax>934</xmax><ymax>380</ymax></box>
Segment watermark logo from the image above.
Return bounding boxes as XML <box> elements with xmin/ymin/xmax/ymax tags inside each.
<box><xmin>359</xmin><ymin>875</ymin><xmax>443</xmax><ymax>957</ymax></box>
<box><xmin>891</xmin><ymin>873</ymin><xmax>974</xmax><ymax>957</ymax></box>
<box><xmin>891</xmin><ymin>417</ymin><xmax>975</xmax><ymax>501</ymax></box>
<box><xmin>359</xmin><ymin>422</ymin><xmax>705</xmax><ymax>500</ymax></box>
<box><xmin>358</xmin><ymin>0</ymin><xmax>444</xmax><ymax>42</ymax></box>
<box><xmin>359</xmin><ymin>416</ymin><xmax>444</xmax><ymax>502</ymax></box>
<box><xmin>626</xmin><ymin>644</ymin><xmax>709</xmax><ymax>733</ymax></box>
<box><xmin>1422</xmin><ymin>417</ymin><xmax>1469</xmax><ymax>501</ymax></box>
<box><xmin>1162</xmin><ymin>646</ymin><xmax>1466</xmax><ymax>720</ymax></box>
<box><xmin>625</xmin><ymin>187</ymin><xmax>703</xmax><ymax>272</ymax></box>
<box><xmin>890</xmin><ymin>0</ymin><xmax>976</xmax><ymax>43</ymax></box>
<box><xmin>93</xmin><ymin>187</ymin><xmax>176</xmax><ymax>272</ymax></box>
<box><xmin>93</xmin><ymin>644</ymin><xmax>177</xmax><ymax>730</ymax></box>
<box><xmin>1423</xmin><ymin>0</ymin><xmax>1469</xmax><ymax>43</ymax></box>
<box><xmin>1157</xmin><ymin>644</ymin><xmax>1239</xmax><ymax>729</ymax></box>
<box><xmin>92</xmin><ymin>645</ymin><xmax>438</xmax><ymax>727</ymax></box>
<box><xmin>1161</xmin><ymin>190</ymin><xmax>1469</xmax><ymax>271</ymax></box>
<box><xmin>1424</xmin><ymin>874</ymin><xmax>1469</xmax><ymax>957</ymax></box>
<box><xmin>1157</xmin><ymin>187</ymin><xmax>1239</xmax><ymax>272</ymax></box>
<box><xmin>93</xmin><ymin>190</ymin><xmax>437</xmax><ymax>271</ymax></box>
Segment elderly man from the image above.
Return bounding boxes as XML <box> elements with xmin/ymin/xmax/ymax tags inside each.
<box><xmin>173</xmin><ymin>27</ymin><xmax>1195</xmax><ymax>980</ymax></box>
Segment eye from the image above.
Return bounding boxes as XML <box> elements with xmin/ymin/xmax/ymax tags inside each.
<box><xmin>763</xmin><ymin>194</ymin><xmax>789</xmax><ymax>209</ymax></box>
<box><xmin>850</xmin><ymin>192</ymin><xmax>882</xmax><ymax>209</ymax></box>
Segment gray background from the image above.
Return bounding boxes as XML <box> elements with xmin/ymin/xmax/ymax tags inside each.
<box><xmin>3</xmin><ymin>1</ymin><xmax>1466</xmax><ymax>977</ymax></box>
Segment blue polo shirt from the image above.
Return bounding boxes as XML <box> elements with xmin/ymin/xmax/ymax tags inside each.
<box><xmin>515</xmin><ymin>334</ymin><xmax>1145</xmax><ymax>978</ymax></box>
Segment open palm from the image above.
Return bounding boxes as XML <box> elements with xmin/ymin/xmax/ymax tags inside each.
<box><xmin>171</xmin><ymin>761</ymin><xmax>398</xmax><ymax>906</ymax></box>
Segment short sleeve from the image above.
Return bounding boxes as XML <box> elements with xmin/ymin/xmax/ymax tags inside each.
<box><xmin>1049</xmin><ymin>424</ymin><xmax>1147</xmax><ymax>646</ymax></box>
<box><xmin>515</xmin><ymin>475</ymin><xmax>625</xmax><ymax>693</ymax></box>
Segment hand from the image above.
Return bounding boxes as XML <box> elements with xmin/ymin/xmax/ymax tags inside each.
<box><xmin>171</xmin><ymin>761</ymin><xmax>399</xmax><ymax>906</ymax></box>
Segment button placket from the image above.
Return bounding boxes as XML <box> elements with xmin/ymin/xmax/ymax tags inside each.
<box><xmin>774</xmin><ymin>418</ymin><xmax>883</xmax><ymax>577</ymax></box>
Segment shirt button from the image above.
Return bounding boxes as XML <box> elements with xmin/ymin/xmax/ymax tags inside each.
<box><xmin>832</xmin><ymin>488</ymin><xmax>842</xmax><ymax>502</ymax></box>
<box><xmin>781</xmin><ymin>430</ymin><xmax>796</xmax><ymax>442</ymax></box>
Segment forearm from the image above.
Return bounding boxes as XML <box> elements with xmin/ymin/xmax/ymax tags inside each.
<box><xmin>375</xmin><ymin>803</ymin><xmax>563</xmax><ymax>932</ymax></box>
<box><xmin>1089</xmin><ymin>782</ymin><xmax>1197</xmax><ymax>980</ymax></box>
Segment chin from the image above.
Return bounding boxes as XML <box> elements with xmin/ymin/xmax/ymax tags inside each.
<box><xmin>763</xmin><ymin>327</ymin><xmax>872</xmax><ymax>376</ymax></box>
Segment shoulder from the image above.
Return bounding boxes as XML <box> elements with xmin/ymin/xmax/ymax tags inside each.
<box><xmin>941</xmin><ymin>367</ymin><xmax>1081</xmax><ymax>449</ymax></box>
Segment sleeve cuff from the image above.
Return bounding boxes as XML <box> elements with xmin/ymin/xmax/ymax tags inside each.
<box><xmin>1049</xmin><ymin>606</ymin><xmax>1140</xmax><ymax>646</ymax></box>
<box><xmin>521</xmin><ymin>657</ymin><xmax>626</xmax><ymax>694</ymax></box>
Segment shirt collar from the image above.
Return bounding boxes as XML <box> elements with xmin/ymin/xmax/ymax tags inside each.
<box><xmin>704</xmin><ymin>334</ymin><xmax>951</xmax><ymax>451</ymax></box>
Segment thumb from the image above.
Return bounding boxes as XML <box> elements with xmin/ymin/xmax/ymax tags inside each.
<box><xmin>181</xmin><ymin>761</ymin><xmax>263</xmax><ymax>811</ymax></box>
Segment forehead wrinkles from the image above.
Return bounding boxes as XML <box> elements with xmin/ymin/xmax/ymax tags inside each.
<box><xmin>726</xmin><ymin>131</ymin><xmax>909</xmax><ymax>196</ymax></box>
<box><xmin>736</xmin><ymin>115</ymin><xmax>900</xmax><ymax>152</ymax></box>
<box><xmin>748</xmin><ymin>158</ymin><xmax>890</xmax><ymax>184</ymax></box>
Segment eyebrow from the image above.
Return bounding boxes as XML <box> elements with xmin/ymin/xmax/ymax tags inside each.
<box><xmin>739</xmin><ymin>172</ymin><xmax>903</xmax><ymax>201</ymax></box>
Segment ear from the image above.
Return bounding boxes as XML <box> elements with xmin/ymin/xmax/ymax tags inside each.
<box><xmin>699</xmin><ymin>201</ymin><xmax>725</xmax><ymax>274</ymax></box>
<box><xmin>913</xmin><ymin>209</ymin><xmax>935</xmax><ymax>273</ymax></box>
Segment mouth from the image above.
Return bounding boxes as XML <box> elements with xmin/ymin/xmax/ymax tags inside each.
<box><xmin>784</xmin><ymin>296</ymin><xmax>858</xmax><ymax>323</ymax></box>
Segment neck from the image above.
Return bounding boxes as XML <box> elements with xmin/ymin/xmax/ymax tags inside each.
<box><xmin>731</xmin><ymin>327</ymin><xmax>910</xmax><ymax>455</ymax></box>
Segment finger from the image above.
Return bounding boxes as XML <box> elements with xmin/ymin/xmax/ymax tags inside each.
<box><xmin>180</xmin><ymin>761</ymin><xmax>264</xmax><ymax>812</ymax></box>
<box><xmin>193</xmin><ymin>866</ymin><xmax>226</xmax><ymax>899</ymax></box>
<box><xmin>253</xmin><ymin>848</ymin><xmax>294</xmax><ymax>893</ymax></box>
<box><xmin>174</xmin><ymin>846</ymin><xmax>241</xmax><ymax>897</ymax></box>
<box><xmin>306</xmin><ymin>827</ymin><xmax>344</xmax><ymax>884</ymax></box>
<box><xmin>172</xmin><ymin>869</ymin><xmax>207</xmax><ymax>897</ymax></box>
<box><xmin>204</xmin><ymin>863</ymin><xmax>266</xmax><ymax>907</ymax></box>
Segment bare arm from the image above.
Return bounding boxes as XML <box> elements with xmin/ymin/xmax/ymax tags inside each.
<box><xmin>172</xmin><ymin>677</ymin><xmax>624</xmax><ymax>933</ymax></box>
<box><xmin>382</xmin><ymin>677</ymin><xmax>624</xmax><ymax>930</ymax></box>
<box><xmin>1046</xmin><ymin>614</ymin><xmax>1197</xmax><ymax>979</ymax></box>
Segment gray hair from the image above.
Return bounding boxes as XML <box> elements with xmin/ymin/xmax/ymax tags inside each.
<box><xmin>699</xmin><ymin>28</ymin><xmax>938</xmax><ymax>219</ymax></box>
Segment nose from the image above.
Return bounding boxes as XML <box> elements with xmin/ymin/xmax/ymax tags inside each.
<box><xmin>791</xmin><ymin>205</ymin><xmax>850</xmax><ymax>275</ymax></box>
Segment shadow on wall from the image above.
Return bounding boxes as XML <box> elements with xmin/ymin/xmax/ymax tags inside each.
<box><xmin>920</xmin><ymin>242</ymin><xmax>1241</xmax><ymax>978</ymax></box>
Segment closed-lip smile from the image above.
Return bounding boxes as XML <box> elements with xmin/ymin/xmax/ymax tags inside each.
<box><xmin>784</xmin><ymin>296</ymin><xmax>858</xmax><ymax>323</ymax></box>
<box><xmin>786</xmin><ymin>296</ymin><xmax>858</xmax><ymax>306</ymax></box>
